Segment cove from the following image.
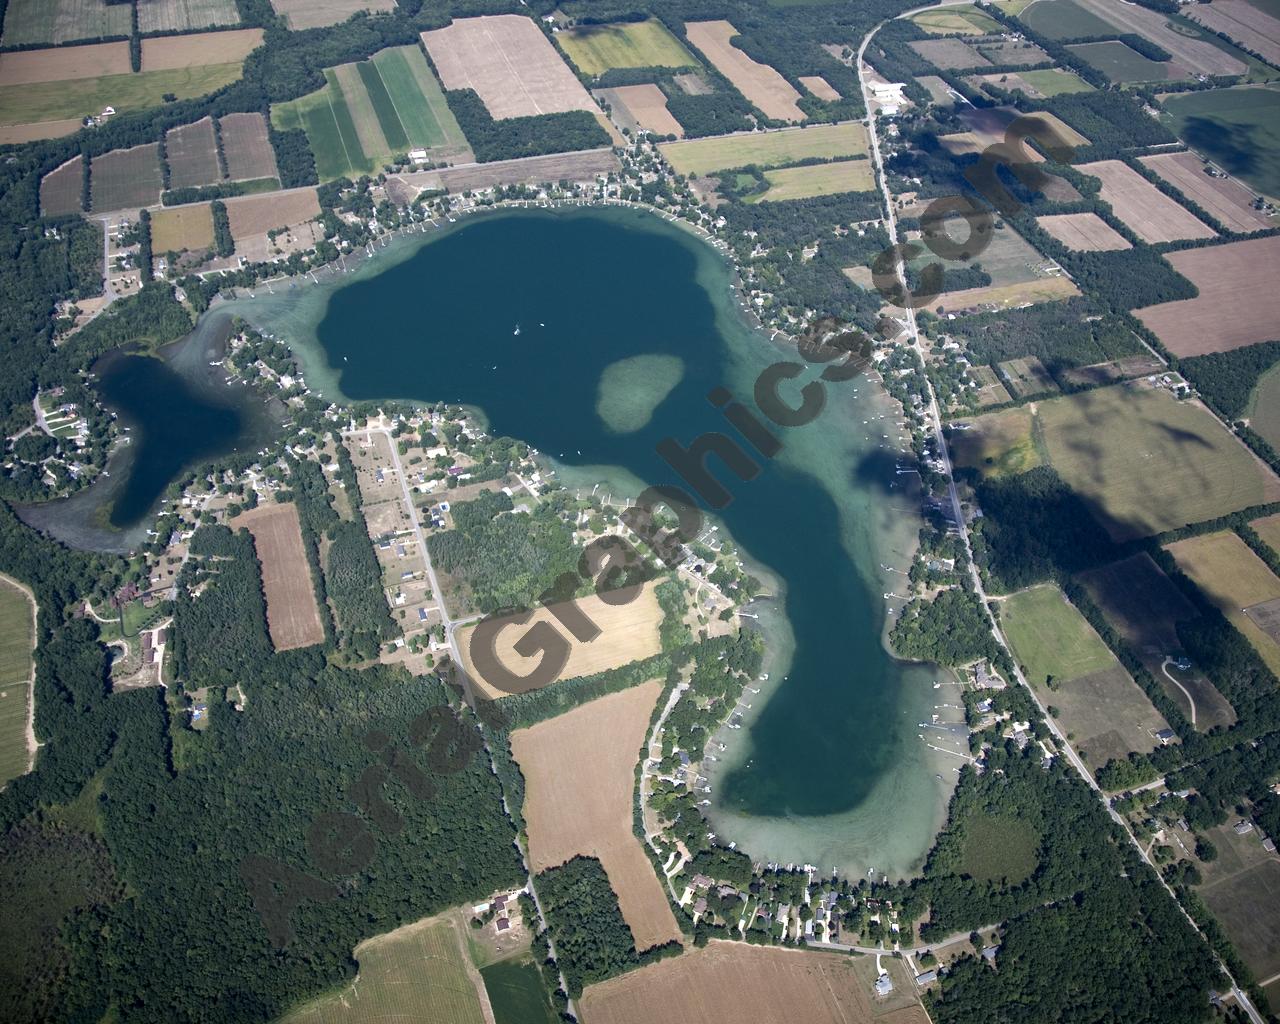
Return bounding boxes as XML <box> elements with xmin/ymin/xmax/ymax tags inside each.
<box><xmin>232</xmin><ymin>206</ymin><xmax>955</xmax><ymax>878</ymax></box>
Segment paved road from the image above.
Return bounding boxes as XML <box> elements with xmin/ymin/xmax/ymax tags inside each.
<box><xmin>855</xmin><ymin>9</ymin><xmax>1264</xmax><ymax>1022</ymax></box>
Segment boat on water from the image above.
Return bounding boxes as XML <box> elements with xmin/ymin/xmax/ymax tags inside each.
<box><xmin>513</xmin><ymin>324</ymin><xmax>521</xmax><ymax>336</ymax></box>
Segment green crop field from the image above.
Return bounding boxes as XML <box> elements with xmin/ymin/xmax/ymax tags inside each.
<box><xmin>1068</xmin><ymin>41</ymin><xmax>1174</xmax><ymax>84</ymax></box>
<box><xmin>910</xmin><ymin>8</ymin><xmax>1003</xmax><ymax>35</ymax></box>
<box><xmin>747</xmin><ymin>158</ymin><xmax>875</xmax><ymax>202</ymax></box>
<box><xmin>278</xmin><ymin>912</ymin><xmax>486</xmax><ymax>1024</ymax></box>
<box><xmin>0</xmin><ymin>64</ymin><xmax>244</xmax><ymax>130</ymax></box>
<box><xmin>660</xmin><ymin>121</ymin><xmax>867</xmax><ymax>176</ymax></box>
<box><xmin>1</xmin><ymin>0</ymin><xmax>131</xmax><ymax>46</ymax></box>
<box><xmin>1001</xmin><ymin>584</ymin><xmax>1117</xmax><ymax>688</ymax></box>
<box><xmin>557</xmin><ymin>19</ymin><xmax>697</xmax><ymax>76</ymax></box>
<box><xmin>272</xmin><ymin>45</ymin><xmax>467</xmax><ymax>181</ymax></box>
<box><xmin>1161</xmin><ymin>85</ymin><xmax>1280</xmax><ymax>198</ymax></box>
<box><xmin>482</xmin><ymin>956</ymin><xmax>557</xmax><ymax>1024</ymax></box>
<box><xmin>1249</xmin><ymin>363</ymin><xmax>1280</xmax><ymax>452</ymax></box>
<box><xmin>958</xmin><ymin>815</ymin><xmax>1040</xmax><ymax>885</ymax></box>
<box><xmin>0</xmin><ymin>575</ymin><xmax>35</xmax><ymax>786</ymax></box>
<box><xmin>1018</xmin><ymin>0</ymin><xmax>1119</xmax><ymax>39</ymax></box>
<box><xmin>1017</xmin><ymin>67</ymin><xmax>1095</xmax><ymax>95</ymax></box>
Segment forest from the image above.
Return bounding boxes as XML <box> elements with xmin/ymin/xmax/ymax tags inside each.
<box><xmin>324</xmin><ymin>519</ymin><xmax>396</xmax><ymax>659</ymax></box>
<box><xmin>889</xmin><ymin>586</ymin><xmax>1000</xmax><ymax>667</ymax></box>
<box><xmin>1178</xmin><ymin>340</ymin><xmax>1280</xmax><ymax>420</ymax></box>
<box><xmin>444</xmin><ymin>90</ymin><xmax>610</xmax><ymax>163</ymax></box>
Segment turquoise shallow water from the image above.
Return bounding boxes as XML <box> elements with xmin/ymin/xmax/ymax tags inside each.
<box><xmin>225</xmin><ymin>206</ymin><xmax>955</xmax><ymax>877</ymax></box>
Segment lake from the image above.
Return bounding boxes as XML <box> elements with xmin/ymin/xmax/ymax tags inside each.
<box><xmin>227</xmin><ymin>206</ymin><xmax>956</xmax><ymax>878</ymax></box>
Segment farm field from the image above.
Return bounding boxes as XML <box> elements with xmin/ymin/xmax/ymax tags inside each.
<box><xmin>1254</xmin><ymin>512</ymin><xmax>1280</xmax><ymax>559</ymax></box>
<box><xmin>0</xmin><ymin>118</ymin><xmax>82</xmax><ymax>144</ymax></box>
<box><xmin>0</xmin><ymin>42</ymin><xmax>130</xmax><ymax>86</ymax></box>
<box><xmin>459</xmin><ymin>579</ymin><xmax>664</xmax><ymax>699</ymax></box>
<box><xmin>925</xmin><ymin>275</ymin><xmax>1079</xmax><ymax>314</ymax></box>
<box><xmin>0</xmin><ymin>64</ymin><xmax>246</xmax><ymax>135</ymax></box>
<box><xmin>951</xmin><ymin>406</ymin><xmax>1042</xmax><ymax>476</ymax></box>
<box><xmin>939</xmin><ymin>106</ymin><xmax>1089</xmax><ymax>167</ymax></box>
<box><xmin>1076</xmin><ymin>553</ymin><xmax>1235</xmax><ymax>731</ymax></box>
<box><xmin>1134</xmin><ymin>236</ymin><xmax>1280</xmax><ymax>356</ymax></box>
<box><xmin>1195</xmin><ymin>820</ymin><xmax>1280</xmax><ymax>992</ymax></box>
<box><xmin>277</xmin><ymin>912</ymin><xmax>487</xmax><ymax>1024</ymax></box>
<box><xmin>909</xmin><ymin>37</ymin><xmax>991</xmax><ymax>70</ymax></box>
<box><xmin>1166</xmin><ymin>531</ymin><xmax>1280</xmax><ymax>675</ymax></box>
<box><xmin>909</xmin><ymin>7</ymin><xmax>1002</xmax><ymax>34</ymax></box>
<box><xmin>975</xmin><ymin>39</ymin><xmax>1052</xmax><ymax>66</ymax></box>
<box><xmin>1055</xmin><ymin>354</ymin><xmax>1164</xmax><ymax>388</ymax></box>
<box><xmin>558</xmin><ymin>19</ymin><xmax>696</xmax><ymax>77</ymax></box>
<box><xmin>597</xmin><ymin>84</ymin><xmax>684</xmax><ymax>138</ymax></box>
<box><xmin>273</xmin><ymin>46</ymin><xmax>467</xmax><ymax>180</ymax></box>
<box><xmin>685</xmin><ymin>20</ymin><xmax>804</xmax><ymax>121</ymax></box>
<box><xmin>910</xmin><ymin>220</ymin><xmax>1071</xmax><ymax>313</ymax></box>
<box><xmin>1016</xmin><ymin>67</ymin><xmax>1094</xmax><ymax>96</ymax></box>
<box><xmin>269</xmin><ymin>0</ymin><xmax>395</xmax><ymax>30</ymax></box>
<box><xmin>164</xmin><ymin>117</ymin><xmax>221</xmax><ymax>190</ymax></box>
<box><xmin>1078</xmin><ymin>159</ymin><xmax>1214</xmax><ymax>243</ymax></box>
<box><xmin>0</xmin><ymin>0</ymin><xmax>131</xmax><ymax>46</ymax></box>
<box><xmin>0</xmin><ymin>574</ymin><xmax>36</xmax><ymax>787</ymax></box>
<box><xmin>1138</xmin><ymin>150</ymin><xmax>1273</xmax><ymax>232</ymax></box>
<box><xmin>1188</xmin><ymin>0</ymin><xmax>1280</xmax><ymax>68</ymax></box>
<box><xmin>423</xmin><ymin>14</ymin><xmax>597</xmax><ymax>120</ymax></box>
<box><xmin>1067</xmin><ymin>40</ymin><xmax>1177</xmax><ymax>84</ymax></box>
<box><xmin>140</xmin><ymin>28</ymin><xmax>262</xmax><ymax>71</ymax></box>
<box><xmin>1036</xmin><ymin>212</ymin><xmax>1130</xmax><ymax>251</ymax></box>
<box><xmin>135</xmin><ymin>0</ymin><xmax>240</xmax><ymax>34</ymax></box>
<box><xmin>659</xmin><ymin>121</ymin><xmax>867</xmax><ymax>176</ymax></box>
<box><xmin>91</xmin><ymin>143</ymin><xmax>163</xmax><ymax>212</ymax></box>
<box><xmin>231</xmin><ymin>503</ymin><xmax>325</xmax><ymax>652</ymax></box>
<box><xmin>218</xmin><ymin>112</ymin><xmax>279</xmax><ymax>181</ymax></box>
<box><xmin>1251</xmin><ymin>366</ymin><xmax>1280</xmax><ymax>455</ymax></box>
<box><xmin>510</xmin><ymin>681</ymin><xmax>682</xmax><ymax>951</ymax></box>
<box><xmin>481</xmin><ymin>956</ymin><xmax>557</xmax><ymax>1024</ymax></box>
<box><xmin>1000</xmin><ymin>584</ymin><xmax>1117</xmax><ymax>688</ymax></box>
<box><xmin>1036</xmin><ymin>661</ymin><xmax>1170</xmax><ymax>768</ymax></box>
<box><xmin>223</xmin><ymin>187</ymin><xmax>319</xmax><ymax>243</ymax></box>
<box><xmin>1160</xmin><ymin>86</ymin><xmax>1280</xmax><ymax>199</ymax></box>
<box><xmin>578</xmin><ymin>941</ymin><xmax>929</xmax><ymax>1024</ymax></box>
<box><xmin>40</xmin><ymin>155</ymin><xmax>84</xmax><ymax>216</ymax></box>
<box><xmin>748</xmin><ymin>158</ymin><xmax>875</xmax><ymax>201</ymax></box>
<box><xmin>150</xmin><ymin>203</ymin><xmax>214</xmax><ymax>253</ymax></box>
<box><xmin>1018</xmin><ymin>0</ymin><xmax>1119</xmax><ymax>39</ymax></box>
<box><xmin>998</xmin><ymin>356</ymin><xmax>1056</xmax><ymax>398</ymax></box>
<box><xmin>969</xmin><ymin>364</ymin><xmax>1015</xmax><ymax>407</ymax></box>
<box><xmin>1071</xmin><ymin>0</ymin><xmax>1247</xmax><ymax>76</ymax></box>
<box><xmin>799</xmin><ymin>75</ymin><xmax>840</xmax><ymax>100</ymax></box>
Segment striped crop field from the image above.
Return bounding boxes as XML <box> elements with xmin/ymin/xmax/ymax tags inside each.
<box><xmin>271</xmin><ymin>45</ymin><xmax>468</xmax><ymax>181</ymax></box>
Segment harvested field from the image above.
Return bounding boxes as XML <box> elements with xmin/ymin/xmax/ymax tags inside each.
<box><xmin>269</xmin><ymin>0</ymin><xmax>396</xmax><ymax>31</ymax></box>
<box><xmin>749</xmin><ymin>158</ymin><xmax>875</xmax><ymax>201</ymax></box>
<box><xmin>40</xmin><ymin>155</ymin><xmax>84</xmax><ymax>216</ymax></box>
<box><xmin>0</xmin><ymin>42</ymin><xmax>130</xmax><ymax>86</ymax></box>
<box><xmin>1195</xmin><ymin>820</ymin><xmax>1280</xmax><ymax>991</ymax></box>
<box><xmin>140</xmin><ymin>28</ymin><xmax>263</xmax><ymax>72</ymax></box>
<box><xmin>960</xmin><ymin>104</ymin><xmax>1090</xmax><ymax>152</ymax></box>
<box><xmin>91</xmin><ymin>143</ymin><xmax>163</xmax><ymax>212</ymax></box>
<box><xmin>1251</xmin><ymin>512</ymin><xmax>1280</xmax><ymax>560</ymax></box>
<box><xmin>1188</xmin><ymin>0</ymin><xmax>1280</xmax><ymax>69</ymax></box>
<box><xmin>1138</xmin><ymin>151</ymin><xmax>1273</xmax><ymax>233</ymax></box>
<box><xmin>136</xmin><ymin>0</ymin><xmax>240</xmax><ymax>34</ymax></box>
<box><xmin>278</xmin><ymin>911</ymin><xmax>487</xmax><ymax>1024</ymax></box>
<box><xmin>0</xmin><ymin>573</ymin><xmax>36</xmax><ymax>787</ymax></box>
<box><xmin>218</xmin><ymin>112</ymin><xmax>279</xmax><ymax>181</ymax></box>
<box><xmin>598</xmin><ymin>84</ymin><xmax>684</xmax><ymax>138</ymax></box>
<box><xmin>1068</xmin><ymin>41</ymin><xmax>1175</xmax><ymax>84</ymax></box>
<box><xmin>1166</xmin><ymin>531</ymin><xmax>1280</xmax><ymax>675</ymax></box>
<box><xmin>391</xmin><ymin>148</ymin><xmax>620</xmax><ymax>196</ymax></box>
<box><xmin>1058</xmin><ymin>354</ymin><xmax>1164</xmax><ymax>387</ymax></box>
<box><xmin>950</xmin><ymin>406</ymin><xmax>1041</xmax><ymax>477</ymax></box>
<box><xmin>423</xmin><ymin>14</ymin><xmax>596</xmax><ymax>120</ymax></box>
<box><xmin>1036</xmin><ymin>212</ymin><xmax>1131</xmax><ymax>251</ymax></box>
<box><xmin>910</xmin><ymin>7</ymin><xmax>1002</xmax><ymax>34</ymax></box>
<box><xmin>150</xmin><ymin>203</ymin><xmax>214</xmax><ymax>253</ymax></box>
<box><xmin>998</xmin><ymin>355</ymin><xmax>1057</xmax><ymax>397</ymax></box>
<box><xmin>1071</xmin><ymin>0</ymin><xmax>1246</xmax><ymax>77</ymax></box>
<box><xmin>0</xmin><ymin>0</ymin><xmax>131</xmax><ymax>46</ymax></box>
<box><xmin>1037</xmin><ymin>385</ymin><xmax>1280</xmax><ymax>541</ymax></box>
<box><xmin>659</xmin><ymin>121</ymin><xmax>867</xmax><ymax>176</ymax></box>
<box><xmin>164</xmin><ymin>117</ymin><xmax>221</xmax><ymax>190</ymax></box>
<box><xmin>800</xmin><ymin>75</ymin><xmax>840</xmax><ymax>101</ymax></box>
<box><xmin>924</xmin><ymin>275</ymin><xmax>1079</xmax><ymax>313</ymax></box>
<box><xmin>578</xmin><ymin>941</ymin><xmax>930</xmax><ymax>1024</ymax></box>
<box><xmin>685</xmin><ymin>20</ymin><xmax>804</xmax><ymax>121</ymax></box>
<box><xmin>557</xmin><ymin>19</ymin><xmax>696</xmax><ymax>77</ymax></box>
<box><xmin>1078</xmin><ymin>159</ymin><xmax>1215</xmax><ymax>243</ymax></box>
<box><xmin>232</xmin><ymin>503</ymin><xmax>325</xmax><ymax>652</ymax></box>
<box><xmin>1134</xmin><ymin>236</ymin><xmax>1280</xmax><ymax>356</ymax></box>
<box><xmin>459</xmin><ymin>580</ymin><xmax>664</xmax><ymax>699</ymax></box>
<box><xmin>224</xmin><ymin>187</ymin><xmax>319</xmax><ymax>241</ymax></box>
<box><xmin>1001</xmin><ymin>583</ymin><xmax>1117</xmax><ymax>688</ymax></box>
<box><xmin>909</xmin><ymin>37</ymin><xmax>991</xmax><ymax>70</ymax></box>
<box><xmin>511</xmin><ymin>681</ymin><xmax>681</xmax><ymax>951</ymax></box>
<box><xmin>0</xmin><ymin>119</ymin><xmax>82</xmax><ymax>144</ymax></box>
<box><xmin>1077</xmin><ymin>553</ymin><xmax>1235</xmax><ymax>731</ymax></box>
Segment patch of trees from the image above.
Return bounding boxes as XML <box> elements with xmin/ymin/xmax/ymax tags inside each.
<box><xmin>268</xmin><ymin>125</ymin><xmax>319</xmax><ymax>189</ymax></box>
<box><xmin>890</xmin><ymin>586</ymin><xmax>1000</xmax><ymax>666</ymax></box>
<box><xmin>325</xmin><ymin>519</ymin><xmax>396</xmax><ymax>659</ymax></box>
<box><xmin>162</xmin><ymin>178</ymin><xmax>277</xmax><ymax>206</ymax></box>
<box><xmin>54</xmin><ymin>284</ymin><xmax>192</xmax><ymax>374</ymax></box>
<box><xmin>1178</xmin><ymin>340</ymin><xmax>1280</xmax><ymax>420</ymax></box>
<box><xmin>443</xmin><ymin>90</ymin><xmax>609</xmax><ymax>163</ymax></box>
<box><xmin>1031</xmin><ymin>91</ymin><xmax>1178</xmax><ymax>161</ymax></box>
<box><xmin>211</xmin><ymin>200</ymin><xmax>235</xmax><ymax>258</ymax></box>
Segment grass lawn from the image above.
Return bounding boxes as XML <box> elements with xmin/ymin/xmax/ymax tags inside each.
<box><xmin>0</xmin><ymin>575</ymin><xmax>35</xmax><ymax>786</ymax></box>
<box><xmin>0</xmin><ymin>63</ymin><xmax>244</xmax><ymax>128</ymax></box>
<box><xmin>1017</xmin><ymin>67</ymin><xmax>1095</xmax><ymax>95</ymax></box>
<box><xmin>910</xmin><ymin>8</ymin><xmax>1003</xmax><ymax>34</ymax></box>
<box><xmin>278</xmin><ymin>911</ymin><xmax>486</xmax><ymax>1024</ymax></box>
<box><xmin>747</xmin><ymin>158</ymin><xmax>875</xmax><ymax>201</ymax></box>
<box><xmin>1160</xmin><ymin>85</ymin><xmax>1280</xmax><ymax>198</ymax></box>
<box><xmin>481</xmin><ymin>955</ymin><xmax>557</xmax><ymax>1024</ymax></box>
<box><xmin>1018</xmin><ymin>0</ymin><xmax>1119</xmax><ymax>39</ymax></box>
<box><xmin>1067</xmin><ymin>40</ymin><xmax>1174</xmax><ymax>84</ymax></box>
<box><xmin>557</xmin><ymin>19</ymin><xmax>697</xmax><ymax>76</ymax></box>
<box><xmin>958</xmin><ymin>815</ymin><xmax>1040</xmax><ymax>885</ymax></box>
<box><xmin>659</xmin><ymin>121</ymin><xmax>867</xmax><ymax>176</ymax></box>
<box><xmin>1001</xmin><ymin>583</ymin><xmax>1117</xmax><ymax>687</ymax></box>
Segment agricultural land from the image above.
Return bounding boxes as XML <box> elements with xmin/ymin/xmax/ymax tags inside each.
<box><xmin>658</xmin><ymin>121</ymin><xmax>867</xmax><ymax>176</ymax></box>
<box><xmin>0</xmin><ymin>574</ymin><xmax>36</xmax><ymax>786</ymax></box>
<box><xmin>748</xmin><ymin>158</ymin><xmax>875</xmax><ymax>201</ymax></box>
<box><xmin>90</xmin><ymin>143</ymin><xmax>163</xmax><ymax>212</ymax></box>
<box><xmin>1077</xmin><ymin>160</ymin><xmax>1215</xmax><ymax>243</ymax></box>
<box><xmin>150</xmin><ymin>204</ymin><xmax>215</xmax><ymax>254</ymax></box>
<box><xmin>1138</xmin><ymin>150</ymin><xmax>1274</xmax><ymax>233</ymax></box>
<box><xmin>557</xmin><ymin>19</ymin><xmax>696</xmax><ymax>77</ymax></box>
<box><xmin>684</xmin><ymin>20</ymin><xmax>805</xmax><ymax>121</ymax></box>
<box><xmin>231</xmin><ymin>503</ymin><xmax>325</xmax><ymax>652</ymax></box>
<box><xmin>164</xmin><ymin>118</ymin><xmax>221</xmax><ymax>190</ymax></box>
<box><xmin>0</xmin><ymin>0</ymin><xmax>131</xmax><ymax>46</ymax></box>
<box><xmin>596</xmin><ymin>84</ymin><xmax>684</xmax><ymax>138</ymax></box>
<box><xmin>1158</xmin><ymin>86</ymin><xmax>1280</xmax><ymax>199</ymax></box>
<box><xmin>268</xmin><ymin>0</ymin><xmax>396</xmax><ymax>31</ymax></box>
<box><xmin>1035</xmin><ymin>212</ymin><xmax>1130</xmax><ymax>251</ymax></box>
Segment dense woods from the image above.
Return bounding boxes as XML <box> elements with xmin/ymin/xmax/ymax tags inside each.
<box><xmin>1179</xmin><ymin>340</ymin><xmax>1280</xmax><ymax>419</ymax></box>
